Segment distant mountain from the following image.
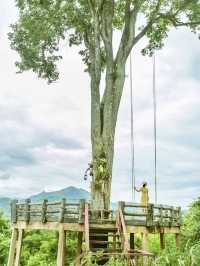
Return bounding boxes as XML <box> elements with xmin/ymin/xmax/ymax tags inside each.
<box><xmin>0</xmin><ymin>186</ymin><xmax>90</xmax><ymax>217</ymax></box>
<box><xmin>31</xmin><ymin>186</ymin><xmax>90</xmax><ymax>202</ymax></box>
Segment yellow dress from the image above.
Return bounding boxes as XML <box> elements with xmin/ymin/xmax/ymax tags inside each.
<box><xmin>139</xmin><ymin>187</ymin><xmax>149</xmax><ymax>206</ymax></box>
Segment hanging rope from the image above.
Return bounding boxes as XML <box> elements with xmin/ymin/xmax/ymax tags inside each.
<box><xmin>153</xmin><ymin>54</ymin><xmax>157</xmax><ymax>204</ymax></box>
<box><xmin>129</xmin><ymin>51</ymin><xmax>135</xmax><ymax>201</ymax></box>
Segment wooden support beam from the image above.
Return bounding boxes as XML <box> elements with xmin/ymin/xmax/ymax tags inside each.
<box><xmin>15</xmin><ymin>229</ymin><xmax>23</xmax><ymax>266</ymax></box>
<box><xmin>113</xmin><ymin>232</ymin><xmax>116</xmax><ymax>251</ymax></box>
<box><xmin>25</xmin><ymin>199</ymin><xmax>31</xmax><ymax>223</ymax></box>
<box><xmin>56</xmin><ymin>226</ymin><xmax>66</xmax><ymax>266</ymax></box>
<box><xmin>175</xmin><ymin>233</ymin><xmax>181</xmax><ymax>249</ymax></box>
<box><xmin>141</xmin><ymin>233</ymin><xmax>149</xmax><ymax>266</ymax></box>
<box><xmin>142</xmin><ymin>233</ymin><xmax>148</xmax><ymax>251</ymax></box>
<box><xmin>7</xmin><ymin>228</ymin><xmax>18</xmax><ymax>266</ymax></box>
<box><xmin>84</xmin><ymin>203</ymin><xmax>90</xmax><ymax>252</ymax></box>
<box><xmin>76</xmin><ymin>232</ymin><xmax>83</xmax><ymax>265</ymax></box>
<box><xmin>160</xmin><ymin>233</ymin><xmax>165</xmax><ymax>249</ymax></box>
<box><xmin>130</xmin><ymin>233</ymin><xmax>134</xmax><ymax>250</ymax></box>
<box><xmin>118</xmin><ymin>201</ymin><xmax>130</xmax><ymax>252</ymax></box>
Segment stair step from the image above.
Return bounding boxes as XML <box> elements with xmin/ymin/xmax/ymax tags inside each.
<box><xmin>90</xmin><ymin>240</ymin><xmax>109</xmax><ymax>244</ymax></box>
<box><xmin>90</xmin><ymin>240</ymin><xmax>121</xmax><ymax>244</ymax></box>
<box><xmin>89</xmin><ymin>228</ymin><xmax>118</xmax><ymax>232</ymax></box>
<box><xmin>90</xmin><ymin>233</ymin><xmax>110</xmax><ymax>237</ymax></box>
<box><xmin>91</xmin><ymin>248</ymin><xmax>123</xmax><ymax>252</ymax></box>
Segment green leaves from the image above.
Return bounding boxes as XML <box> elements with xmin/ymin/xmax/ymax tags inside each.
<box><xmin>9</xmin><ymin>0</ymin><xmax>200</xmax><ymax>82</ymax></box>
<box><xmin>9</xmin><ymin>0</ymin><xmax>91</xmax><ymax>82</ymax></box>
<box><xmin>9</xmin><ymin>0</ymin><xmax>69</xmax><ymax>82</ymax></box>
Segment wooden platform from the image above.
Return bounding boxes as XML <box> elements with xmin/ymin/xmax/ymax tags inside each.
<box><xmin>7</xmin><ymin>199</ymin><xmax>182</xmax><ymax>266</ymax></box>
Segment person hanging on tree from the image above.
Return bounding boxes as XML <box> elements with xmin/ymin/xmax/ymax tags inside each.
<box><xmin>134</xmin><ymin>182</ymin><xmax>149</xmax><ymax>211</ymax></box>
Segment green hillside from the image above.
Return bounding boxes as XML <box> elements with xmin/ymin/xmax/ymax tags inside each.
<box><xmin>0</xmin><ymin>186</ymin><xmax>90</xmax><ymax>217</ymax></box>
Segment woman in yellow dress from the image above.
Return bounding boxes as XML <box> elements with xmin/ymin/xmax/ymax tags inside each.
<box><xmin>134</xmin><ymin>182</ymin><xmax>149</xmax><ymax>209</ymax></box>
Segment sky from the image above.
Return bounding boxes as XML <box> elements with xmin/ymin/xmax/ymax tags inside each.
<box><xmin>0</xmin><ymin>1</ymin><xmax>200</xmax><ymax>208</ymax></box>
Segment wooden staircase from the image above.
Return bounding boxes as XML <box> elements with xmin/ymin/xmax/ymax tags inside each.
<box><xmin>89</xmin><ymin>228</ymin><xmax>121</xmax><ymax>252</ymax></box>
<box><xmin>80</xmin><ymin>202</ymin><xmax>155</xmax><ymax>265</ymax></box>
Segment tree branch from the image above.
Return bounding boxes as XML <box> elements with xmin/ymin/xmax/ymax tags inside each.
<box><xmin>174</xmin><ymin>21</ymin><xmax>200</xmax><ymax>27</ymax></box>
<box><xmin>116</xmin><ymin>0</ymin><xmax>162</xmax><ymax>65</ymax></box>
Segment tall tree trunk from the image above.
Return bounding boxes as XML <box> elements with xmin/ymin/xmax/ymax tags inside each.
<box><xmin>90</xmin><ymin>64</ymin><xmax>126</xmax><ymax>210</ymax></box>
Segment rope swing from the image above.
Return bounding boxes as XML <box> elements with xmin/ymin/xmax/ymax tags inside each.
<box><xmin>129</xmin><ymin>52</ymin><xmax>158</xmax><ymax>204</ymax></box>
<box><xmin>153</xmin><ymin>54</ymin><xmax>157</xmax><ymax>204</ymax></box>
<box><xmin>129</xmin><ymin>51</ymin><xmax>135</xmax><ymax>201</ymax></box>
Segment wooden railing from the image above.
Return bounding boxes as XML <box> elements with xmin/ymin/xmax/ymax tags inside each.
<box><xmin>11</xmin><ymin>199</ymin><xmax>85</xmax><ymax>224</ymax></box>
<box><xmin>11</xmin><ymin>199</ymin><xmax>181</xmax><ymax>227</ymax></box>
<box><xmin>122</xmin><ymin>202</ymin><xmax>182</xmax><ymax>227</ymax></box>
<box><xmin>117</xmin><ymin>202</ymin><xmax>130</xmax><ymax>252</ymax></box>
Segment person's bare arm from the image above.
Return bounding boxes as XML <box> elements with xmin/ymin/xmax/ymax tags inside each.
<box><xmin>134</xmin><ymin>186</ymin><xmax>140</xmax><ymax>192</ymax></box>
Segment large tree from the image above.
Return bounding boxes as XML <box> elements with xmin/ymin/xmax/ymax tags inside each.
<box><xmin>9</xmin><ymin>0</ymin><xmax>200</xmax><ymax>210</ymax></box>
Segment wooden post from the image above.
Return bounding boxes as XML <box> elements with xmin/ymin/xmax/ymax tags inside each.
<box><xmin>142</xmin><ymin>233</ymin><xmax>149</xmax><ymax>266</ymax></box>
<box><xmin>159</xmin><ymin>207</ymin><xmax>163</xmax><ymax>227</ymax></box>
<box><xmin>160</xmin><ymin>233</ymin><xmax>165</xmax><ymax>249</ymax></box>
<box><xmin>84</xmin><ymin>202</ymin><xmax>90</xmax><ymax>252</ymax></box>
<box><xmin>59</xmin><ymin>198</ymin><xmax>66</xmax><ymax>223</ymax></box>
<box><xmin>118</xmin><ymin>202</ymin><xmax>129</xmax><ymax>252</ymax></box>
<box><xmin>142</xmin><ymin>233</ymin><xmax>148</xmax><ymax>251</ymax></box>
<box><xmin>130</xmin><ymin>233</ymin><xmax>134</xmax><ymax>250</ymax></box>
<box><xmin>57</xmin><ymin>226</ymin><xmax>66</xmax><ymax>266</ymax></box>
<box><xmin>25</xmin><ymin>199</ymin><xmax>31</xmax><ymax>223</ymax></box>
<box><xmin>175</xmin><ymin>233</ymin><xmax>181</xmax><ymax>249</ymax></box>
<box><xmin>11</xmin><ymin>200</ymin><xmax>18</xmax><ymax>224</ymax></box>
<box><xmin>146</xmin><ymin>204</ymin><xmax>154</xmax><ymax>227</ymax></box>
<box><xmin>170</xmin><ymin>207</ymin><xmax>174</xmax><ymax>226</ymax></box>
<box><xmin>41</xmin><ymin>199</ymin><xmax>48</xmax><ymax>223</ymax></box>
<box><xmin>177</xmin><ymin>207</ymin><xmax>182</xmax><ymax>226</ymax></box>
<box><xmin>14</xmin><ymin>229</ymin><xmax>23</xmax><ymax>266</ymax></box>
<box><xmin>113</xmin><ymin>232</ymin><xmax>118</xmax><ymax>252</ymax></box>
<box><xmin>78</xmin><ymin>199</ymin><xmax>85</xmax><ymax>224</ymax></box>
<box><xmin>76</xmin><ymin>232</ymin><xmax>83</xmax><ymax>265</ymax></box>
<box><xmin>7</xmin><ymin>228</ymin><xmax>18</xmax><ymax>266</ymax></box>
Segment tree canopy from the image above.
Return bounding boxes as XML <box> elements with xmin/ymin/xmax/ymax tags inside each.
<box><xmin>9</xmin><ymin>0</ymin><xmax>200</xmax><ymax>83</ymax></box>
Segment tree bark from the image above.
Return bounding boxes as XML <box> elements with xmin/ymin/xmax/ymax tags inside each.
<box><xmin>90</xmin><ymin>63</ymin><xmax>126</xmax><ymax>211</ymax></box>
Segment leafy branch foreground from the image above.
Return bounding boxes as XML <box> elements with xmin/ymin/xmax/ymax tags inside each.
<box><xmin>1</xmin><ymin>198</ymin><xmax>200</xmax><ymax>265</ymax></box>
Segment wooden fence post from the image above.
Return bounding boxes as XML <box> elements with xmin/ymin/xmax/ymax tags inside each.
<box><xmin>59</xmin><ymin>199</ymin><xmax>66</xmax><ymax>223</ymax></box>
<box><xmin>175</xmin><ymin>233</ymin><xmax>181</xmax><ymax>249</ymax></box>
<box><xmin>177</xmin><ymin>207</ymin><xmax>182</xmax><ymax>226</ymax></box>
<box><xmin>57</xmin><ymin>226</ymin><xmax>66</xmax><ymax>266</ymax></box>
<box><xmin>14</xmin><ymin>229</ymin><xmax>24</xmax><ymax>266</ymax></box>
<box><xmin>146</xmin><ymin>204</ymin><xmax>154</xmax><ymax>227</ymax></box>
<box><xmin>76</xmin><ymin>232</ymin><xmax>83</xmax><ymax>265</ymax></box>
<box><xmin>42</xmin><ymin>199</ymin><xmax>48</xmax><ymax>223</ymax></box>
<box><xmin>160</xmin><ymin>233</ymin><xmax>165</xmax><ymax>249</ymax></box>
<box><xmin>78</xmin><ymin>199</ymin><xmax>85</xmax><ymax>224</ymax></box>
<box><xmin>84</xmin><ymin>202</ymin><xmax>90</xmax><ymax>252</ymax></box>
<box><xmin>170</xmin><ymin>207</ymin><xmax>174</xmax><ymax>226</ymax></box>
<box><xmin>130</xmin><ymin>233</ymin><xmax>134</xmax><ymax>250</ymax></box>
<box><xmin>142</xmin><ymin>233</ymin><xmax>149</xmax><ymax>266</ymax></box>
<box><xmin>7</xmin><ymin>228</ymin><xmax>18</xmax><ymax>266</ymax></box>
<box><xmin>25</xmin><ymin>199</ymin><xmax>31</xmax><ymax>223</ymax></box>
<box><xmin>11</xmin><ymin>200</ymin><xmax>18</xmax><ymax>224</ymax></box>
<box><xmin>159</xmin><ymin>207</ymin><xmax>163</xmax><ymax>226</ymax></box>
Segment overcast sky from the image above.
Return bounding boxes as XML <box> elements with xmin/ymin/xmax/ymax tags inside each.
<box><xmin>0</xmin><ymin>1</ymin><xmax>200</xmax><ymax>208</ymax></box>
